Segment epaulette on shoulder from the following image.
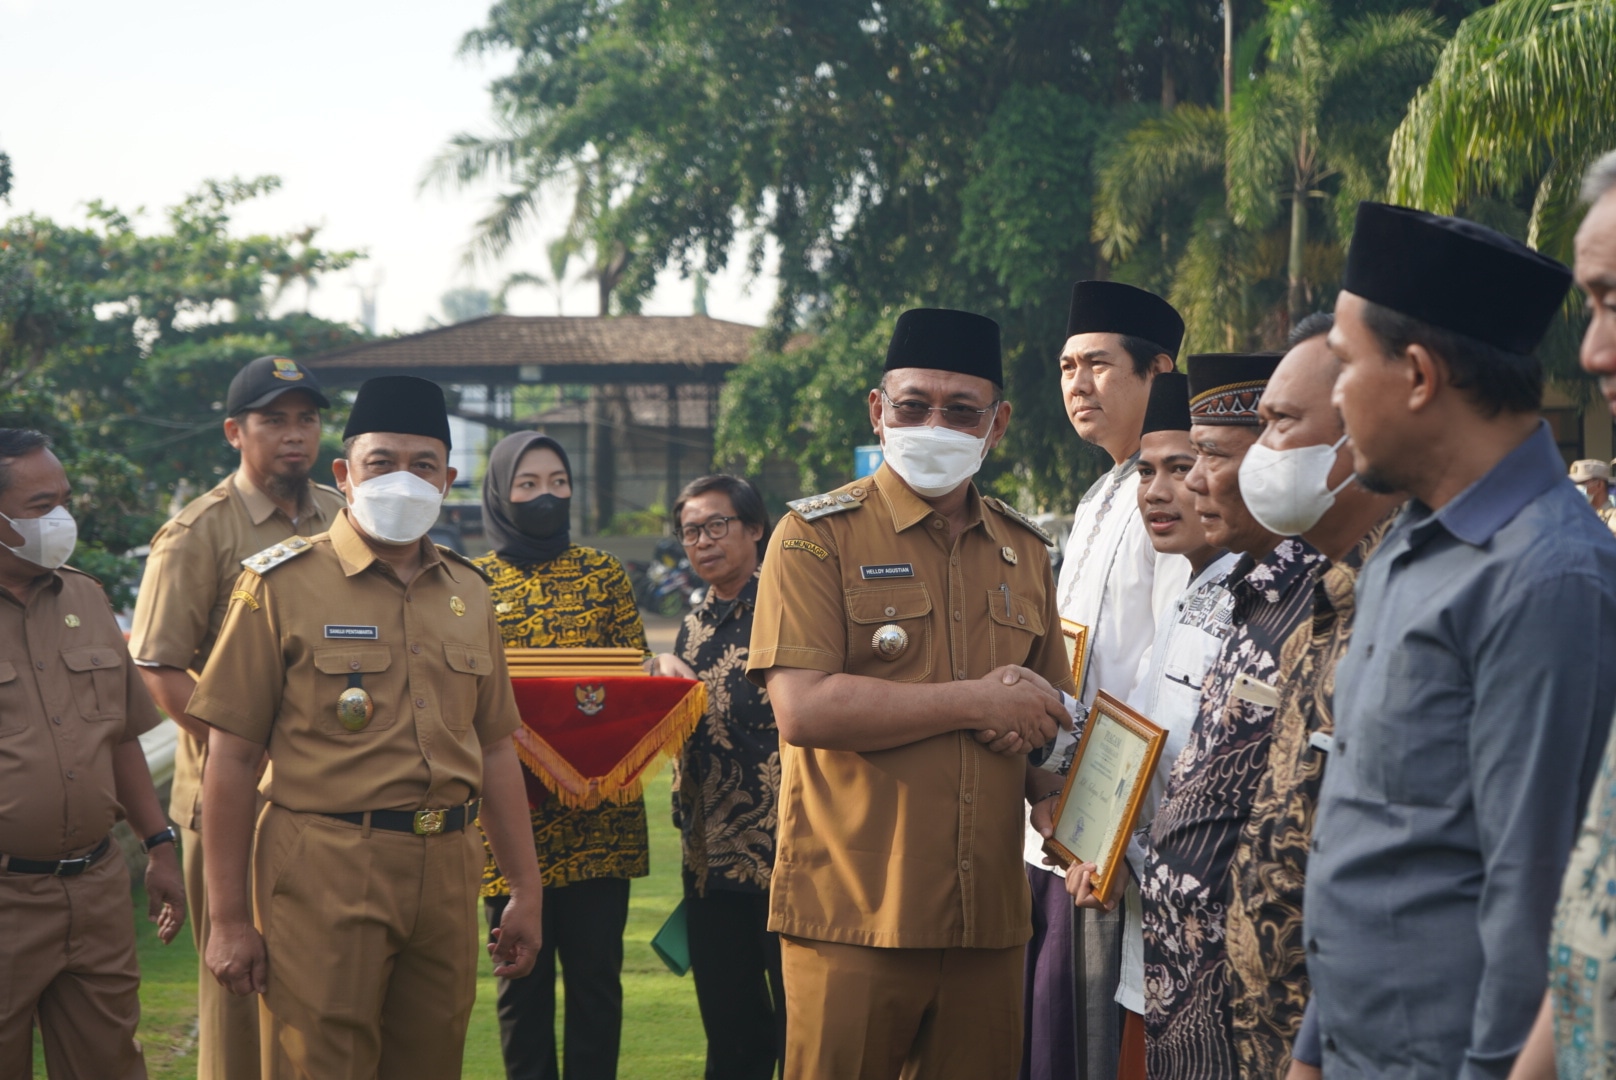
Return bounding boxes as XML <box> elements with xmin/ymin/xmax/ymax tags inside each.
<box><xmin>171</xmin><ymin>482</ymin><xmax>232</xmax><ymax>528</ymax></box>
<box><xmin>58</xmin><ymin>564</ymin><xmax>104</xmax><ymax>587</ymax></box>
<box><xmin>788</xmin><ymin>484</ymin><xmax>870</xmax><ymax>522</ymax></box>
<box><xmin>983</xmin><ymin>497</ymin><xmax>1056</xmax><ymax>546</ymax></box>
<box><xmin>437</xmin><ymin>546</ymin><xmax>494</xmax><ymax>585</ymax></box>
<box><xmin>240</xmin><ymin>535</ymin><xmax>315</xmax><ymax>575</ymax></box>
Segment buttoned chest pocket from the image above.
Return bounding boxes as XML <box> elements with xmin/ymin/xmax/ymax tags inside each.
<box><xmin>311</xmin><ymin>645</ymin><xmax>396</xmax><ymax>737</ymax></box>
<box><xmin>987</xmin><ymin>590</ymin><xmax>1045</xmax><ymax>670</ymax></box>
<box><xmin>1354</xmin><ymin>642</ymin><xmax>1471</xmax><ymax>807</ymax></box>
<box><xmin>0</xmin><ymin>660</ymin><xmax>23</xmax><ymax>736</ymax></box>
<box><xmin>62</xmin><ymin>646</ymin><xmax>125</xmax><ymax>722</ymax></box>
<box><xmin>845</xmin><ymin>585</ymin><xmax>933</xmax><ymax>683</ymax></box>
<box><xmin>441</xmin><ymin>643</ymin><xmax>492</xmax><ymax>733</ymax></box>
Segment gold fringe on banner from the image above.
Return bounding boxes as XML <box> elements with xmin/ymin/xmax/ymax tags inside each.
<box><xmin>511</xmin><ymin>681</ymin><xmax>707</xmax><ymax>809</ymax></box>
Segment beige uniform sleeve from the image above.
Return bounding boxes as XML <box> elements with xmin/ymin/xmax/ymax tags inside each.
<box><xmin>118</xmin><ymin>630</ymin><xmax>164</xmax><ymax>740</ymax></box>
<box><xmin>186</xmin><ymin>569</ymin><xmax>283</xmax><ymax>745</ymax></box>
<box><xmin>1025</xmin><ymin>551</ymin><xmax>1076</xmax><ymax>697</ymax></box>
<box><xmin>474</xmin><ymin>603</ymin><xmax>522</xmax><ymax>745</ymax></box>
<box><xmin>746</xmin><ymin>513</ymin><xmax>850</xmax><ymax>683</ymax></box>
<box><xmin>129</xmin><ymin>519</ymin><xmax>218</xmax><ymax>670</ymax></box>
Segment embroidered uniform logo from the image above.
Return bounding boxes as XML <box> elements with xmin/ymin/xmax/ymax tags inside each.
<box><xmin>271</xmin><ymin>358</ymin><xmax>304</xmax><ymax>381</ymax></box>
<box><xmin>576</xmin><ymin>683</ymin><xmax>606</xmax><ymax>716</ymax></box>
<box><xmin>783</xmin><ymin>537</ymin><xmax>829</xmax><ymax>560</ymax></box>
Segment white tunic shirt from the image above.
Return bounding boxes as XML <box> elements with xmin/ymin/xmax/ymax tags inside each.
<box><xmin>1024</xmin><ymin>454</ymin><xmax>1189</xmax><ymax>871</ymax></box>
<box><xmin>1115</xmin><ymin>552</ymin><xmax>1240</xmax><ymax>1012</ymax></box>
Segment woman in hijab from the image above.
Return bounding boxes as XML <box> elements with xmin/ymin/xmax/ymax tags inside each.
<box><xmin>475</xmin><ymin>432</ymin><xmax>648</xmax><ymax>1080</ymax></box>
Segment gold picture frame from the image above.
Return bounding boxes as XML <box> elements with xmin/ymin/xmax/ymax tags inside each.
<box><xmin>1060</xmin><ymin>618</ymin><xmax>1089</xmax><ymax>700</ymax></box>
<box><xmin>1042</xmin><ymin>690</ymin><xmax>1166</xmax><ymax>905</ymax></box>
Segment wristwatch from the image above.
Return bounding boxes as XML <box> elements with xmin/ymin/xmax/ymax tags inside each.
<box><xmin>142</xmin><ymin>826</ymin><xmax>178</xmax><ymax>853</ymax></box>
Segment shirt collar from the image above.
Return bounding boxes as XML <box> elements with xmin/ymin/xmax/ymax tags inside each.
<box><xmin>1408</xmin><ymin>420</ymin><xmax>1563</xmax><ymax>549</ymax></box>
<box><xmin>872</xmin><ymin>462</ymin><xmax>986</xmax><ymax>535</ymax></box>
<box><xmin>696</xmin><ymin>572</ymin><xmax>759</xmax><ymax>625</ymax></box>
<box><xmin>232</xmin><ymin>470</ymin><xmax>331</xmax><ymax>527</ymax></box>
<box><xmin>1229</xmin><ymin>537</ymin><xmax>1321</xmax><ymax>618</ymax></box>
<box><xmin>329</xmin><ymin>508</ymin><xmax>444</xmax><ymax>579</ymax></box>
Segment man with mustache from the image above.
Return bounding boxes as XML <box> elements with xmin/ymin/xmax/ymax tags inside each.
<box><xmin>129</xmin><ymin>356</ymin><xmax>346</xmax><ymax>1080</ymax></box>
<box><xmin>1297</xmin><ymin>202</ymin><xmax>1616</xmax><ymax>1078</ymax></box>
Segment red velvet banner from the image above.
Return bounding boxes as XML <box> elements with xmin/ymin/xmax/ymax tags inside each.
<box><xmin>510</xmin><ymin>676</ymin><xmax>706</xmax><ymax>809</ymax></box>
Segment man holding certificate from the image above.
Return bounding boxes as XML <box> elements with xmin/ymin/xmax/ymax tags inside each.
<box><xmin>749</xmin><ymin>307</ymin><xmax>1076</xmax><ymax>1080</ymax></box>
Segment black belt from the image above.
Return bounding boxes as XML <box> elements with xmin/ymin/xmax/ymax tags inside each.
<box><xmin>321</xmin><ymin>803</ymin><xmax>476</xmax><ymax>836</ymax></box>
<box><xmin>3</xmin><ymin>837</ymin><xmax>113</xmax><ymax>876</ymax></box>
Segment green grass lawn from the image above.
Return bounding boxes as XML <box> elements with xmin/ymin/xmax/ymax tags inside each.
<box><xmin>36</xmin><ymin>770</ymin><xmax>706</xmax><ymax>1079</ymax></box>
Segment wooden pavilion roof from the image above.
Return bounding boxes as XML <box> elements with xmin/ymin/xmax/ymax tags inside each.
<box><xmin>302</xmin><ymin>314</ymin><xmax>759</xmax><ymax>386</ymax></box>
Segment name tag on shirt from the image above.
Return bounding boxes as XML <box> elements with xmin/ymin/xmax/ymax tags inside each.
<box><xmin>1231</xmin><ymin>673</ymin><xmax>1281</xmax><ymax>708</ymax></box>
<box><xmin>325</xmin><ymin>625</ymin><xmax>379</xmax><ymax>640</ymax></box>
<box><xmin>1309</xmin><ymin>732</ymin><xmax>1335</xmax><ymax>754</ymax></box>
<box><xmin>860</xmin><ymin>563</ymin><xmax>914</xmax><ymax>580</ymax></box>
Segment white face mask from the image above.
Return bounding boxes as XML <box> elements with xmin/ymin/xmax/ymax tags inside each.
<box><xmin>881</xmin><ymin>417</ymin><xmax>993</xmax><ymax>498</ymax></box>
<box><xmin>346</xmin><ymin>470</ymin><xmax>446</xmax><ymax>545</ymax></box>
<box><xmin>0</xmin><ymin>505</ymin><xmax>79</xmax><ymax>570</ymax></box>
<box><xmin>1238</xmin><ymin>434</ymin><xmax>1354</xmax><ymax>537</ymax></box>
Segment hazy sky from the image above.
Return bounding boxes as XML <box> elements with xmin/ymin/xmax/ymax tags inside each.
<box><xmin>0</xmin><ymin>0</ymin><xmax>776</xmax><ymax>334</ymax></box>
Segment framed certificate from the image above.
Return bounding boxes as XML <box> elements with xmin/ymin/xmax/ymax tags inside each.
<box><xmin>1042</xmin><ymin>690</ymin><xmax>1166</xmax><ymax>904</ymax></box>
<box><xmin>1060</xmin><ymin>618</ymin><xmax>1089</xmax><ymax>699</ymax></box>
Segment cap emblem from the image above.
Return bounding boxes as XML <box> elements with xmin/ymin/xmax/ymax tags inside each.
<box><xmin>271</xmin><ymin>358</ymin><xmax>304</xmax><ymax>382</ymax></box>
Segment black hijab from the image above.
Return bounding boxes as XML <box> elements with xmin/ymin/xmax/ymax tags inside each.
<box><xmin>483</xmin><ymin>432</ymin><xmax>574</xmax><ymax>566</ymax></box>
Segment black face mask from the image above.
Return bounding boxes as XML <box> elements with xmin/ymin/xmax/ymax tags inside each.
<box><xmin>512</xmin><ymin>494</ymin><xmax>570</xmax><ymax>540</ymax></box>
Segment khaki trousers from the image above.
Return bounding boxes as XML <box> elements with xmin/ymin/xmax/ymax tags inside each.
<box><xmin>780</xmin><ymin>935</ymin><xmax>1025</xmax><ymax>1080</ymax></box>
<box><xmin>253</xmin><ymin>804</ymin><xmax>484</xmax><ymax>1080</ymax></box>
<box><xmin>0</xmin><ymin>849</ymin><xmax>146</xmax><ymax>1080</ymax></box>
<box><xmin>181</xmin><ymin>823</ymin><xmax>262</xmax><ymax>1080</ymax></box>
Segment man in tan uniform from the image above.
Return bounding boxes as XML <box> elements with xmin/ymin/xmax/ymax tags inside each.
<box><xmin>748</xmin><ymin>308</ymin><xmax>1077</xmax><ymax>1080</ymax></box>
<box><xmin>129</xmin><ymin>354</ymin><xmax>344</xmax><ymax>1080</ymax></box>
<box><xmin>190</xmin><ymin>376</ymin><xmax>544</xmax><ymax>1080</ymax></box>
<box><xmin>0</xmin><ymin>429</ymin><xmax>186</xmax><ymax>1080</ymax></box>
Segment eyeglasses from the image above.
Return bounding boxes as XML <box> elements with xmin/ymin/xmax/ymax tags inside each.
<box><xmin>881</xmin><ymin>390</ymin><xmax>999</xmax><ymax>431</ymax></box>
<box><xmin>678</xmin><ymin>516</ymin><xmax>740</xmax><ymax>545</ymax></box>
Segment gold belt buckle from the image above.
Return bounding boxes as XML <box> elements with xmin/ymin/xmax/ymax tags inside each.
<box><xmin>413</xmin><ymin>809</ymin><xmax>447</xmax><ymax>836</ymax></box>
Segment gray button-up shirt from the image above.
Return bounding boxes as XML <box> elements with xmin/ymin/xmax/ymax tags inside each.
<box><xmin>1300</xmin><ymin>422</ymin><xmax>1616</xmax><ymax>1078</ymax></box>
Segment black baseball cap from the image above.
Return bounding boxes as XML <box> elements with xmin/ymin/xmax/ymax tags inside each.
<box><xmin>226</xmin><ymin>356</ymin><xmax>332</xmax><ymax>416</ymax></box>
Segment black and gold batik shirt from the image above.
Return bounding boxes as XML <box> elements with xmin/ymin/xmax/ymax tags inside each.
<box><xmin>671</xmin><ymin>572</ymin><xmax>780</xmax><ymax>896</ymax></box>
<box><xmin>475</xmin><ymin>545</ymin><xmax>650</xmax><ymax>894</ymax></box>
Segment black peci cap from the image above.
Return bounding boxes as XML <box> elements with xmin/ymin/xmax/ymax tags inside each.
<box><xmin>1065</xmin><ymin>281</ymin><xmax>1186</xmax><ymax>359</ymax></box>
<box><xmin>1343</xmin><ymin>202</ymin><xmax>1572</xmax><ymax>355</ymax></box>
<box><xmin>342</xmin><ymin>375</ymin><xmax>453</xmax><ymax>451</ymax></box>
<box><xmin>884</xmin><ymin>308</ymin><xmax>1003</xmax><ymax>387</ymax></box>
<box><xmin>1140</xmin><ymin>371</ymin><xmax>1192</xmax><ymax>436</ymax></box>
<box><xmin>1186</xmin><ymin>353</ymin><xmax>1283</xmax><ymax>426</ymax></box>
<box><xmin>226</xmin><ymin>356</ymin><xmax>331</xmax><ymax>416</ymax></box>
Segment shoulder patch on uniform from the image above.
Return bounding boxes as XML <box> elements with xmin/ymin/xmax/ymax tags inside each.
<box><xmin>171</xmin><ymin>481</ymin><xmax>232</xmax><ymax>527</ymax></box>
<box><xmin>788</xmin><ymin>485</ymin><xmax>870</xmax><ymax>522</ymax></box>
<box><xmin>983</xmin><ymin>497</ymin><xmax>1056</xmax><ymax>547</ymax></box>
<box><xmin>437</xmin><ymin>546</ymin><xmax>495</xmax><ymax>585</ymax></box>
<box><xmin>229</xmin><ymin>589</ymin><xmax>261</xmax><ymax>611</ymax></box>
<box><xmin>782</xmin><ymin>537</ymin><xmax>830</xmax><ymax>560</ymax></box>
<box><xmin>239</xmin><ymin>535</ymin><xmax>315</xmax><ymax>575</ymax></box>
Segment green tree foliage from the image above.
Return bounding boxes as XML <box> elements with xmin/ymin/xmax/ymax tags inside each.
<box><xmin>0</xmin><ymin>176</ymin><xmax>363</xmax><ymax>604</ymax></box>
<box><xmin>1388</xmin><ymin>0</ymin><xmax>1616</xmax><ymax>262</ymax></box>
<box><xmin>1094</xmin><ymin>0</ymin><xmax>1442</xmax><ymax>348</ymax></box>
<box><xmin>1385</xmin><ymin>0</ymin><xmax>1615</xmax><ymax>387</ymax></box>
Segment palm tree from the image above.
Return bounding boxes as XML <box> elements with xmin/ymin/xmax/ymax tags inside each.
<box><xmin>1094</xmin><ymin>0</ymin><xmax>1442</xmax><ymax>339</ymax></box>
<box><xmin>1387</xmin><ymin>0</ymin><xmax>1616</xmax><ymax>263</ymax></box>
<box><xmin>1228</xmin><ymin>0</ymin><xmax>1442</xmax><ymax>323</ymax></box>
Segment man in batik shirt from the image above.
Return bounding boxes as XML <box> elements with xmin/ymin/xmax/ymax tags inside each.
<box><xmin>1221</xmin><ymin>315</ymin><xmax>1402</xmax><ymax>1077</ymax></box>
<box><xmin>1138</xmin><ymin>352</ymin><xmax>1324</xmax><ymax>1079</ymax></box>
